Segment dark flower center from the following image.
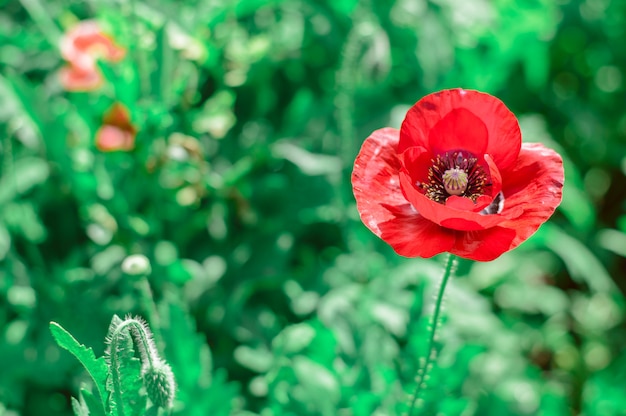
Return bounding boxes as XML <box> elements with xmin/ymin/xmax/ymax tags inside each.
<box><xmin>420</xmin><ymin>151</ymin><xmax>489</xmax><ymax>203</ymax></box>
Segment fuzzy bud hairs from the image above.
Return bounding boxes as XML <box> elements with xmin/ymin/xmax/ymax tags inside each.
<box><xmin>105</xmin><ymin>315</ymin><xmax>177</xmax><ymax>411</ymax></box>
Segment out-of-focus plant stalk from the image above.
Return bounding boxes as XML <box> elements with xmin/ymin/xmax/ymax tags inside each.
<box><xmin>408</xmin><ymin>254</ymin><xmax>457</xmax><ymax>415</ymax></box>
<box><xmin>128</xmin><ymin>0</ymin><xmax>150</xmax><ymax>98</ymax></box>
<box><xmin>19</xmin><ymin>0</ymin><xmax>62</xmax><ymax>47</ymax></box>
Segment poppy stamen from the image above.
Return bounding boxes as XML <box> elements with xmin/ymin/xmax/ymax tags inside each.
<box><xmin>422</xmin><ymin>151</ymin><xmax>488</xmax><ymax>203</ymax></box>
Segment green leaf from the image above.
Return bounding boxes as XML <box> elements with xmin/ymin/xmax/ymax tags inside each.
<box><xmin>71</xmin><ymin>396</ymin><xmax>88</xmax><ymax>416</ymax></box>
<box><xmin>49</xmin><ymin>322</ymin><xmax>108</xmax><ymax>415</ymax></box>
<box><xmin>0</xmin><ymin>73</ymin><xmax>44</xmax><ymax>144</ymax></box>
<box><xmin>144</xmin><ymin>406</ymin><xmax>159</xmax><ymax>416</ymax></box>
<box><xmin>292</xmin><ymin>356</ymin><xmax>340</xmax><ymax>412</ymax></box>
<box><xmin>541</xmin><ymin>223</ymin><xmax>617</xmax><ymax>294</ymax></box>
<box><xmin>71</xmin><ymin>388</ymin><xmax>106</xmax><ymax>416</ymax></box>
<box><xmin>161</xmin><ymin>303</ymin><xmax>212</xmax><ymax>390</ymax></box>
<box><xmin>81</xmin><ymin>388</ymin><xmax>107</xmax><ymax>416</ymax></box>
<box><xmin>0</xmin><ymin>157</ymin><xmax>50</xmax><ymax>205</ymax></box>
<box><xmin>160</xmin><ymin>303</ymin><xmax>239</xmax><ymax>415</ymax></box>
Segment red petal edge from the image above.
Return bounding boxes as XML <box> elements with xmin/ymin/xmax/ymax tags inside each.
<box><xmin>61</xmin><ymin>20</ymin><xmax>126</xmax><ymax>63</ymax></box>
<box><xmin>95</xmin><ymin>125</ymin><xmax>135</xmax><ymax>152</ymax></box>
<box><xmin>496</xmin><ymin>143</ymin><xmax>564</xmax><ymax>247</ymax></box>
<box><xmin>399</xmin><ymin>89</ymin><xmax>522</xmax><ymax>170</ymax></box>
<box><xmin>352</xmin><ymin>128</ymin><xmax>455</xmax><ymax>257</ymax></box>
<box><xmin>59</xmin><ymin>64</ymin><xmax>103</xmax><ymax>92</ymax></box>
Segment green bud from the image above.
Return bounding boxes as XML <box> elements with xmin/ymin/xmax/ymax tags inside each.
<box><xmin>121</xmin><ymin>254</ymin><xmax>152</xmax><ymax>276</ymax></box>
<box><xmin>143</xmin><ymin>361</ymin><xmax>176</xmax><ymax>409</ymax></box>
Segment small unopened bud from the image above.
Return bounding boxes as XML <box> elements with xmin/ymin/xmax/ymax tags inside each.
<box><xmin>121</xmin><ymin>254</ymin><xmax>151</xmax><ymax>276</ymax></box>
<box><xmin>442</xmin><ymin>168</ymin><xmax>468</xmax><ymax>196</ymax></box>
<box><xmin>143</xmin><ymin>361</ymin><xmax>176</xmax><ymax>409</ymax></box>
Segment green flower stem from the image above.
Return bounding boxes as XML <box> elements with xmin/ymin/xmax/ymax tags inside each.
<box><xmin>128</xmin><ymin>0</ymin><xmax>149</xmax><ymax>98</ymax></box>
<box><xmin>108</xmin><ymin>336</ymin><xmax>126</xmax><ymax>416</ymax></box>
<box><xmin>113</xmin><ymin>319</ymin><xmax>156</xmax><ymax>368</ymax></box>
<box><xmin>408</xmin><ymin>254</ymin><xmax>457</xmax><ymax>416</ymax></box>
<box><xmin>137</xmin><ymin>275</ymin><xmax>163</xmax><ymax>346</ymax></box>
<box><xmin>121</xmin><ymin>255</ymin><xmax>163</xmax><ymax>348</ymax></box>
<box><xmin>109</xmin><ymin>319</ymin><xmax>156</xmax><ymax>416</ymax></box>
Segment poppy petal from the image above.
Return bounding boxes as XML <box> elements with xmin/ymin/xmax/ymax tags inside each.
<box><xmin>399</xmin><ymin>89</ymin><xmax>521</xmax><ymax>170</ymax></box>
<box><xmin>378</xmin><ymin>203</ymin><xmax>455</xmax><ymax>258</ymax></box>
<box><xmin>352</xmin><ymin>128</ymin><xmax>454</xmax><ymax>256</ymax></box>
<box><xmin>398</xmin><ymin>145</ymin><xmax>432</xmax><ymax>190</ymax></box>
<box><xmin>61</xmin><ymin>20</ymin><xmax>125</xmax><ymax>64</ymax></box>
<box><xmin>59</xmin><ymin>64</ymin><xmax>103</xmax><ymax>91</ymax></box>
<box><xmin>450</xmin><ymin>227</ymin><xmax>517</xmax><ymax>261</ymax></box>
<box><xmin>496</xmin><ymin>142</ymin><xmax>564</xmax><ymax>248</ymax></box>
<box><xmin>352</xmin><ymin>128</ymin><xmax>406</xmax><ymax>235</ymax></box>
<box><xmin>427</xmin><ymin>107</ymin><xmax>488</xmax><ymax>157</ymax></box>
<box><xmin>96</xmin><ymin>125</ymin><xmax>135</xmax><ymax>152</ymax></box>
<box><xmin>483</xmin><ymin>154</ymin><xmax>503</xmax><ymax>200</ymax></box>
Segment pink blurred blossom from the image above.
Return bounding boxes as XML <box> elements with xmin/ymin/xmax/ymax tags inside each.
<box><xmin>59</xmin><ymin>20</ymin><xmax>125</xmax><ymax>91</ymax></box>
<box><xmin>95</xmin><ymin>103</ymin><xmax>136</xmax><ymax>152</ymax></box>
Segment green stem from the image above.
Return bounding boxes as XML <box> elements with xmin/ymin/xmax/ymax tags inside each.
<box><xmin>109</xmin><ymin>319</ymin><xmax>157</xmax><ymax>416</ymax></box>
<box><xmin>109</xmin><ymin>326</ymin><xmax>127</xmax><ymax>416</ymax></box>
<box><xmin>136</xmin><ymin>276</ymin><xmax>164</xmax><ymax>348</ymax></box>
<box><xmin>408</xmin><ymin>254</ymin><xmax>457</xmax><ymax>415</ymax></box>
<box><xmin>128</xmin><ymin>0</ymin><xmax>149</xmax><ymax>99</ymax></box>
<box><xmin>119</xmin><ymin>320</ymin><xmax>156</xmax><ymax>368</ymax></box>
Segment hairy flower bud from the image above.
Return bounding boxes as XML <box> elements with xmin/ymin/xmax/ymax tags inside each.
<box><xmin>142</xmin><ymin>361</ymin><xmax>176</xmax><ymax>409</ymax></box>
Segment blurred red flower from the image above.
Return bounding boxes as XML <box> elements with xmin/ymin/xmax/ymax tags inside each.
<box><xmin>59</xmin><ymin>20</ymin><xmax>125</xmax><ymax>91</ymax></box>
<box><xmin>58</xmin><ymin>64</ymin><xmax>104</xmax><ymax>91</ymax></box>
<box><xmin>95</xmin><ymin>103</ymin><xmax>136</xmax><ymax>152</ymax></box>
<box><xmin>352</xmin><ymin>89</ymin><xmax>564</xmax><ymax>261</ymax></box>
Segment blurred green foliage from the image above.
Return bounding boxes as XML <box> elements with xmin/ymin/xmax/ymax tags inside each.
<box><xmin>1</xmin><ymin>0</ymin><xmax>626</xmax><ymax>415</ymax></box>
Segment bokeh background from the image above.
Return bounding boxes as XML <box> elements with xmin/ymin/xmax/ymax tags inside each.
<box><xmin>1</xmin><ymin>0</ymin><xmax>626</xmax><ymax>415</ymax></box>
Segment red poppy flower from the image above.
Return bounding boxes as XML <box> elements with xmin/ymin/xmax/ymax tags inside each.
<box><xmin>60</xmin><ymin>20</ymin><xmax>125</xmax><ymax>65</ymax></box>
<box><xmin>352</xmin><ymin>89</ymin><xmax>564</xmax><ymax>261</ymax></box>
<box><xmin>95</xmin><ymin>103</ymin><xmax>136</xmax><ymax>152</ymax></box>
<box><xmin>58</xmin><ymin>63</ymin><xmax>104</xmax><ymax>92</ymax></box>
<box><xmin>59</xmin><ymin>20</ymin><xmax>125</xmax><ymax>91</ymax></box>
